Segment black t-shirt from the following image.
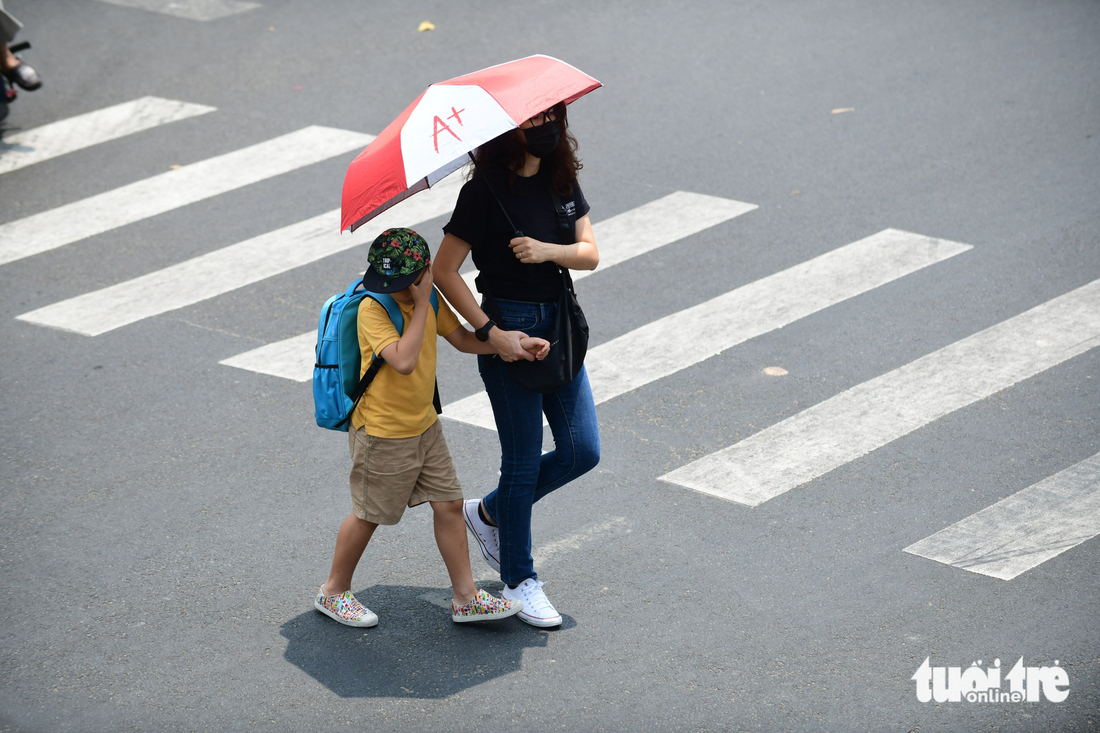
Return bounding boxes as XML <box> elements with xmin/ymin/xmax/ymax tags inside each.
<box><xmin>442</xmin><ymin>168</ymin><xmax>590</xmax><ymax>302</ymax></box>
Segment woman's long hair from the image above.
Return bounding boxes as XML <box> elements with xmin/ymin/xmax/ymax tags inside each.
<box><xmin>470</xmin><ymin>101</ymin><xmax>582</xmax><ymax>196</ymax></box>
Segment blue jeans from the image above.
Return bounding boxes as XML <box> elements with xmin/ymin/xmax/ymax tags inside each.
<box><xmin>478</xmin><ymin>298</ymin><xmax>601</xmax><ymax>586</ymax></box>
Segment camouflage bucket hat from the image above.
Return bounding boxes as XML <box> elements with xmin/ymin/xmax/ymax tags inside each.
<box><xmin>362</xmin><ymin>228</ymin><xmax>431</xmax><ymax>292</ymax></box>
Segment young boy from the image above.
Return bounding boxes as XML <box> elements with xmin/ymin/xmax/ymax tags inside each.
<box><xmin>315</xmin><ymin>228</ymin><xmax>549</xmax><ymax>627</ymax></box>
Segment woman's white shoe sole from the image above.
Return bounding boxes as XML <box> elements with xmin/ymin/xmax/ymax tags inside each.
<box><xmin>516</xmin><ymin>610</ymin><xmax>563</xmax><ymax>628</ymax></box>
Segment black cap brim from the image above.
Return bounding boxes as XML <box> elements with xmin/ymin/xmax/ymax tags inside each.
<box><xmin>362</xmin><ymin>267</ymin><xmax>422</xmax><ymax>293</ymax></box>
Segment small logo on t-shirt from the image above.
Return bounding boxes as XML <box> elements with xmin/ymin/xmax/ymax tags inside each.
<box><xmin>564</xmin><ymin>201</ymin><xmax>576</xmax><ymax>217</ymax></box>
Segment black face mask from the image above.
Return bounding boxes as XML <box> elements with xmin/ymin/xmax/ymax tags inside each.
<box><xmin>523</xmin><ymin>120</ymin><xmax>561</xmax><ymax>158</ymax></box>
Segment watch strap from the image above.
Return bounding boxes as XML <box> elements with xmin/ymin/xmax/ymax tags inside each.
<box><xmin>476</xmin><ymin>319</ymin><xmax>497</xmax><ymax>341</ymax></box>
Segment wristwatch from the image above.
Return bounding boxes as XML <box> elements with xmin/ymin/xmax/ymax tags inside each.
<box><xmin>475</xmin><ymin>319</ymin><xmax>497</xmax><ymax>342</ymax></box>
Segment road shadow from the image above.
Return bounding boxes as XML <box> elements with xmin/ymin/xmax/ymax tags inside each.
<box><xmin>281</xmin><ymin>582</ymin><xmax>575</xmax><ymax>698</ymax></box>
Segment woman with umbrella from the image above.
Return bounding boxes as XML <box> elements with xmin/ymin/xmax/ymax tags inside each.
<box><xmin>433</xmin><ymin>101</ymin><xmax>601</xmax><ymax>628</ymax></box>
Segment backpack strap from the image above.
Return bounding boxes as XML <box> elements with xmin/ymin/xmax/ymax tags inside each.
<box><xmin>427</xmin><ymin>290</ymin><xmax>442</xmax><ymax>414</ymax></box>
<box><xmin>365</xmin><ymin>290</ymin><xmax>440</xmax><ymax>331</ymax></box>
<box><xmin>368</xmin><ymin>291</ymin><xmax>406</xmax><ymax>334</ymax></box>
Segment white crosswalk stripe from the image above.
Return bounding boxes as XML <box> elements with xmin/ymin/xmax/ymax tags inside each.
<box><xmin>93</xmin><ymin>0</ymin><xmax>260</xmax><ymax>21</ymax></box>
<box><xmin>220</xmin><ymin>331</ymin><xmax>318</xmax><ymax>381</ymax></box>
<box><xmin>222</xmin><ymin>191</ymin><xmax>758</xmax><ymax>380</ymax></box>
<box><xmin>904</xmin><ymin>452</ymin><xmax>1100</xmax><ymax>580</ymax></box>
<box><xmin>16</xmin><ymin>174</ymin><xmax>462</xmax><ymax>336</ymax></box>
<box><xmin>659</xmin><ymin>279</ymin><xmax>1100</xmax><ymax>507</ymax></box>
<box><xmin>0</xmin><ymin>126</ymin><xmax>373</xmax><ymax>268</ymax></box>
<box><xmin>443</xmin><ymin>229</ymin><xmax>973</xmax><ymax>431</ymax></box>
<box><xmin>0</xmin><ymin>97</ymin><xmax>215</xmax><ymax>176</ymax></box>
<box><xmin>455</xmin><ymin>191</ymin><xmax>756</xmax><ymax>318</ymax></box>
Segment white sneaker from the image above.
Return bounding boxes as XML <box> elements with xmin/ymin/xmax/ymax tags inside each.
<box><xmin>463</xmin><ymin>499</ymin><xmax>500</xmax><ymax>572</ymax></box>
<box><xmin>501</xmin><ymin>578</ymin><xmax>562</xmax><ymax>628</ymax></box>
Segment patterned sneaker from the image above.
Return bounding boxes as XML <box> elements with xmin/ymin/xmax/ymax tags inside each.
<box><xmin>463</xmin><ymin>499</ymin><xmax>500</xmax><ymax>572</ymax></box>
<box><xmin>501</xmin><ymin>578</ymin><xmax>562</xmax><ymax>628</ymax></box>
<box><xmin>314</xmin><ymin>586</ymin><xmax>378</xmax><ymax>628</ymax></box>
<box><xmin>451</xmin><ymin>588</ymin><xmax>523</xmax><ymax>623</ymax></box>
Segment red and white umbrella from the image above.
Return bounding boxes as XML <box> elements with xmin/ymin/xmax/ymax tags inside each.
<box><xmin>340</xmin><ymin>55</ymin><xmax>601</xmax><ymax>233</ymax></box>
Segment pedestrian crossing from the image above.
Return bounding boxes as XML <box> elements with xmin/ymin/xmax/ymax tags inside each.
<box><xmin>903</xmin><ymin>452</ymin><xmax>1100</xmax><ymax>580</ymax></box>
<box><xmin>15</xmin><ymin>173</ymin><xmax>461</xmax><ymax>336</ymax></box>
<box><xmin>443</xmin><ymin>229</ymin><xmax>973</xmax><ymax>430</ymax></box>
<box><xmin>454</xmin><ymin>191</ymin><xmax>759</xmax><ymax>320</ymax></box>
<box><xmin>0</xmin><ymin>97</ymin><xmax>214</xmax><ymax>175</ymax></box>
<box><xmin>220</xmin><ymin>191</ymin><xmax>758</xmax><ymax>379</ymax></box>
<box><xmin>94</xmin><ymin>0</ymin><xmax>260</xmax><ymax>22</ymax></box>
<box><xmin>0</xmin><ymin>125</ymin><xmax>373</xmax><ymax>267</ymax></box>
<box><xmin>658</xmin><ymin>278</ymin><xmax>1100</xmax><ymax>506</ymax></box>
<box><xmin>5</xmin><ymin>97</ymin><xmax>1097</xmax><ymax>583</ymax></box>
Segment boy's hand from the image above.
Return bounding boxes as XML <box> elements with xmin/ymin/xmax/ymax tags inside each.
<box><xmin>407</xmin><ymin>263</ymin><xmax>433</xmax><ymax>307</ymax></box>
<box><xmin>519</xmin><ymin>336</ymin><xmax>550</xmax><ymax>360</ymax></box>
<box><xmin>489</xmin><ymin>327</ymin><xmax>537</xmax><ymax>362</ymax></box>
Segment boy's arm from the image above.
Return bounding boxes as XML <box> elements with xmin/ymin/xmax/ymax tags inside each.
<box><xmin>443</xmin><ymin>326</ymin><xmax>498</xmax><ymax>355</ymax></box>
<box><xmin>378</xmin><ymin>269</ymin><xmax>433</xmax><ymax>375</ymax></box>
<box><xmin>444</xmin><ymin>327</ymin><xmax>549</xmax><ymax>359</ymax></box>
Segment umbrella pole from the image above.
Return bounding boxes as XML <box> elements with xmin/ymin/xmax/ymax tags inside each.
<box><xmin>467</xmin><ymin>152</ymin><xmax>523</xmax><ymax>239</ymax></box>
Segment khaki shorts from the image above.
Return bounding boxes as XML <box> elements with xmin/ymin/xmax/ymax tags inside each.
<box><xmin>347</xmin><ymin>419</ymin><xmax>463</xmax><ymax>525</ymax></box>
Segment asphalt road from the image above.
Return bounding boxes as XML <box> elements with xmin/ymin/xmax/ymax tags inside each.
<box><xmin>1</xmin><ymin>1</ymin><xmax>1098</xmax><ymax>731</ymax></box>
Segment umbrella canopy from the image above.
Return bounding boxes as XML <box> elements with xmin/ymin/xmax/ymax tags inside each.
<box><xmin>340</xmin><ymin>55</ymin><xmax>601</xmax><ymax>233</ymax></box>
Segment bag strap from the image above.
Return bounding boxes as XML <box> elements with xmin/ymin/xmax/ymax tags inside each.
<box><xmin>543</xmin><ymin>175</ymin><xmax>577</xmax><ymax>295</ymax></box>
<box><xmin>469</xmin><ymin>155</ymin><xmax>577</xmax><ymax>297</ymax></box>
<box><xmin>544</xmin><ymin>177</ymin><xmax>573</xmax><ymax>247</ymax></box>
<box><xmin>467</xmin><ymin>156</ymin><xmax>576</xmax><ymax>362</ymax></box>
<box><xmin>468</xmin><ymin>152</ymin><xmax>523</xmax><ymax>238</ymax></box>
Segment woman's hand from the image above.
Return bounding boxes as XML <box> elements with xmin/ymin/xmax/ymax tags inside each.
<box><xmin>508</xmin><ymin>215</ymin><xmax>600</xmax><ymax>271</ymax></box>
<box><xmin>488</xmin><ymin>326</ymin><xmax>538</xmax><ymax>362</ymax></box>
<box><xmin>509</xmin><ymin>236</ymin><xmax>561</xmax><ymax>265</ymax></box>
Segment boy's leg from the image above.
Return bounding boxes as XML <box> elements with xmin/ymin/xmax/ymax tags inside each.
<box><xmin>430</xmin><ymin>499</ymin><xmax>476</xmax><ymax>605</ymax></box>
<box><xmin>431</xmin><ymin>503</ymin><xmax>523</xmax><ymax>624</ymax></box>
<box><xmin>337</xmin><ymin>426</ymin><xmax>420</xmax><ymax>594</ymax></box>
<box><xmin>412</xmin><ymin>421</ymin><xmax>521</xmax><ymax>621</ymax></box>
<box><xmin>409</xmin><ymin>422</ymin><xmax>477</xmax><ymax>605</ymax></box>
<box><xmin>323</xmin><ymin>513</ymin><xmax>378</xmax><ymax>596</ymax></box>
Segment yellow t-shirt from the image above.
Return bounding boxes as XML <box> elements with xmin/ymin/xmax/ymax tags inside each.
<box><xmin>351</xmin><ymin>290</ymin><xmax>461</xmax><ymax>438</ymax></box>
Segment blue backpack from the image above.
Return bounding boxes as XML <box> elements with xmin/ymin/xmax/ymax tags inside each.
<box><xmin>313</xmin><ymin>278</ymin><xmax>440</xmax><ymax>431</ymax></box>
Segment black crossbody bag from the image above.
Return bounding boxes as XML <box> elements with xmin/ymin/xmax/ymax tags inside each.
<box><xmin>472</xmin><ymin>161</ymin><xmax>589</xmax><ymax>393</ymax></box>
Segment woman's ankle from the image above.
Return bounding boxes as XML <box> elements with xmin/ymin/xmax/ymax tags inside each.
<box><xmin>478</xmin><ymin>501</ymin><xmax>497</xmax><ymax>527</ymax></box>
